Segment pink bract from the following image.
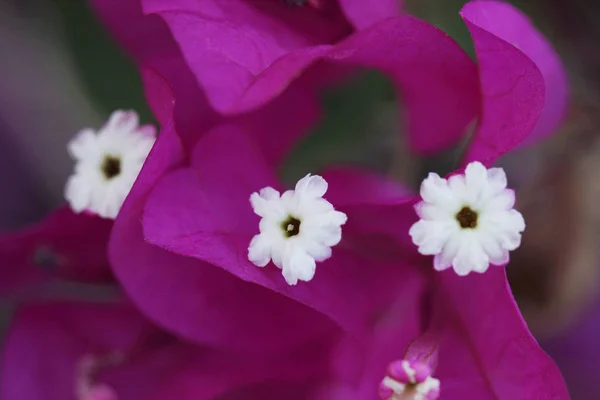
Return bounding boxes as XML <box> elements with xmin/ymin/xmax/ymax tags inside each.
<box><xmin>0</xmin><ymin>206</ymin><xmax>113</xmax><ymax>296</ymax></box>
<box><xmin>98</xmin><ymin>0</ymin><xmax>570</xmax><ymax>398</ymax></box>
<box><xmin>461</xmin><ymin>1</ymin><xmax>569</xmax><ymax>165</ymax></box>
<box><xmin>109</xmin><ymin>121</ymin><xmax>340</xmax><ymax>353</ymax></box>
<box><xmin>142</xmin><ymin>124</ymin><xmax>423</xmax><ymax>338</ymax></box>
<box><xmin>0</xmin><ymin>301</ymin><xmax>331</xmax><ymax>400</ymax></box>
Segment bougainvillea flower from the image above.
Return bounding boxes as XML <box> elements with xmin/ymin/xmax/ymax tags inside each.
<box><xmin>410</xmin><ymin>162</ymin><xmax>525</xmax><ymax>276</ymax></box>
<box><xmin>326</xmin><ymin>279</ymin><xmax>566</xmax><ymax>399</ymax></box>
<box><xmin>137</xmin><ymin>123</ymin><xmax>569</xmax><ymax>398</ymax></box>
<box><xmin>66</xmin><ymin>110</ymin><xmax>156</xmax><ymax>219</ymax></box>
<box><xmin>460</xmin><ymin>1</ymin><xmax>568</xmax><ymax>164</ymax></box>
<box><xmin>93</xmin><ymin>1</ymin><xmax>567</xmax><ymax>158</ymax></box>
<box><xmin>355</xmin><ymin>0</ymin><xmax>569</xmax><ymax>271</ymax></box>
<box><xmin>248</xmin><ymin>174</ymin><xmax>348</xmax><ymax>285</ymax></box>
<box><xmin>414</xmin><ymin>278</ymin><xmax>569</xmax><ymax>399</ymax></box>
<box><xmin>379</xmin><ymin>359</ymin><xmax>440</xmax><ymax>400</ymax></box>
<box><xmin>103</xmin><ymin>0</ymin><xmax>569</xmax><ymax>397</ymax></box>
<box><xmin>142</xmin><ymin>125</ymin><xmax>424</xmax><ymax>337</ymax></box>
<box><xmin>0</xmin><ymin>206</ymin><xmax>113</xmax><ymax>296</ymax></box>
<box><xmin>1</xmin><ymin>301</ymin><xmax>332</xmax><ymax>400</ymax></box>
<box><xmin>109</xmin><ymin>122</ymin><xmax>344</xmax><ymax>353</ymax></box>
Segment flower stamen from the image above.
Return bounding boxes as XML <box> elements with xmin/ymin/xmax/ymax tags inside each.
<box><xmin>101</xmin><ymin>155</ymin><xmax>122</xmax><ymax>180</ymax></box>
<box><xmin>456</xmin><ymin>206</ymin><xmax>478</xmax><ymax>229</ymax></box>
<box><xmin>282</xmin><ymin>215</ymin><xmax>301</xmax><ymax>237</ymax></box>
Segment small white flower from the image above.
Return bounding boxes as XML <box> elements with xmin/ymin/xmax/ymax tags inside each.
<box><xmin>248</xmin><ymin>174</ymin><xmax>347</xmax><ymax>285</ymax></box>
<box><xmin>379</xmin><ymin>360</ymin><xmax>440</xmax><ymax>400</ymax></box>
<box><xmin>409</xmin><ymin>161</ymin><xmax>525</xmax><ymax>276</ymax></box>
<box><xmin>65</xmin><ymin>110</ymin><xmax>156</xmax><ymax>219</ymax></box>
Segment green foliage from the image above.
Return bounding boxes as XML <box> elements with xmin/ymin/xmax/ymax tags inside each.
<box><xmin>54</xmin><ymin>2</ymin><xmax>152</xmax><ymax>122</ymax></box>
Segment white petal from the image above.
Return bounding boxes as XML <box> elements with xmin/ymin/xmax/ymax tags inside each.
<box><xmin>409</xmin><ymin>220</ymin><xmax>454</xmax><ymax>255</ymax></box>
<box><xmin>416</xmin><ymin>202</ymin><xmax>454</xmax><ymax>221</ymax></box>
<box><xmin>107</xmin><ymin>110</ymin><xmax>139</xmax><ymax>133</ymax></box>
<box><xmin>282</xmin><ymin>246</ymin><xmax>316</xmax><ymax>285</ymax></box>
<box><xmin>65</xmin><ymin>110</ymin><xmax>155</xmax><ymax>219</ymax></box>
<box><xmin>327</xmin><ymin>210</ymin><xmax>348</xmax><ymax>226</ymax></box>
<box><xmin>464</xmin><ymin>161</ymin><xmax>488</xmax><ymax>189</ymax></box>
<box><xmin>250</xmin><ymin>188</ymin><xmax>281</xmax><ymax>217</ymax></box>
<box><xmin>420</xmin><ymin>173</ymin><xmax>450</xmax><ymax>204</ymax></box>
<box><xmin>483</xmin><ymin>189</ymin><xmax>515</xmax><ymax>212</ymax></box>
<box><xmin>295</xmin><ymin>174</ymin><xmax>328</xmax><ymax>199</ymax></box>
<box><xmin>499</xmin><ymin>231</ymin><xmax>523</xmax><ymax>251</ymax></box>
<box><xmin>486</xmin><ymin>209</ymin><xmax>525</xmax><ymax>251</ymax></box>
<box><xmin>313</xmin><ymin>225</ymin><xmax>343</xmax><ymax>247</ymax></box>
<box><xmin>248</xmin><ymin>234</ymin><xmax>272</xmax><ymax>267</ymax></box>
<box><xmin>447</xmin><ymin>174</ymin><xmax>473</xmax><ymax>206</ymax></box>
<box><xmin>67</xmin><ymin>129</ymin><xmax>96</xmax><ymax>160</ymax></box>
<box><xmin>464</xmin><ymin>162</ymin><xmax>491</xmax><ymax>207</ymax></box>
<box><xmin>137</xmin><ymin>124</ymin><xmax>157</xmax><ymax>138</ymax></box>
<box><xmin>479</xmin><ymin>232</ymin><xmax>510</xmax><ymax>266</ymax></box>
<box><xmin>65</xmin><ymin>176</ymin><xmax>91</xmax><ymax>213</ymax></box>
<box><xmin>452</xmin><ymin>238</ymin><xmax>489</xmax><ymax>275</ymax></box>
<box><xmin>271</xmin><ymin>244</ymin><xmax>284</xmax><ymax>270</ymax></box>
<box><xmin>434</xmin><ymin>234</ymin><xmax>461</xmax><ymax>271</ymax></box>
<box><xmin>487</xmin><ymin>167</ymin><xmax>508</xmax><ymax>193</ymax></box>
<box><xmin>303</xmin><ymin>238</ymin><xmax>332</xmax><ymax>262</ymax></box>
<box><xmin>506</xmin><ymin>209</ymin><xmax>526</xmax><ymax>232</ymax></box>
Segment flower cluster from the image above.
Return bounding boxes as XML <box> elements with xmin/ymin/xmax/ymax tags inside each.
<box><xmin>0</xmin><ymin>1</ymin><xmax>572</xmax><ymax>399</ymax></box>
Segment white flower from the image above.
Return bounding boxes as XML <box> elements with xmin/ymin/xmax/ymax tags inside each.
<box><xmin>248</xmin><ymin>174</ymin><xmax>347</xmax><ymax>285</ymax></box>
<box><xmin>65</xmin><ymin>110</ymin><xmax>156</xmax><ymax>219</ymax></box>
<box><xmin>380</xmin><ymin>360</ymin><xmax>440</xmax><ymax>400</ymax></box>
<box><xmin>409</xmin><ymin>161</ymin><xmax>525</xmax><ymax>276</ymax></box>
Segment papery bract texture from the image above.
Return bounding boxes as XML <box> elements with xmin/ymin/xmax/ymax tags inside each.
<box><xmin>429</xmin><ymin>270</ymin><xmax>569</xmax><ymax>399</ymax></box>
<box><xmin>461</xmin><ymin>1</ymin><xmax>568</xmax><ymax>165</ymax></box>
<box><xmin>1</xmin><ymin>301</ymin><xmax>332</xmax><ymax>400</ymax></box>
<box><xmin>337</xmin><ymin>0</ymin><xmax>401</xmax><ymax>30</ymax></box>
<box><xmin>89</xmin><ymin>0</ymin><xmax>217</xmax><ymax>134</ymax></box>
<box><xmin>141</xmin><ymin>9</ymin><xmax>479</xmax><ymax>154</ymax></box>
<box><xmin>110</xmin><ymin>121</ymin><xmax>339</xmax><ymax>352</ymax></box>
<box><xmin>142</xmin><ymin>125</ymin><xmax>422</xmax><ymax>338</ymax></box>
<box><xmin>0</xmin><ymin>206</ymin><xmax>113</xmax><ymax>296</ymax></box>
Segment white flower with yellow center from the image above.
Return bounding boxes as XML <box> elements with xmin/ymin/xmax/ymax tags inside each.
<box><xmin>248</xmin><ymin>174</ymin><xmax>347</xmax><ymax>285</ymax></box>
<box><xmin>65</xmin><ymin>110</ymin><xmax>156</xmax><ymax>219</ymax></box>
<box><xmin>409</xmin><ymin>161</ymin><xmax>525</xmax><ymax>276</ymax></box>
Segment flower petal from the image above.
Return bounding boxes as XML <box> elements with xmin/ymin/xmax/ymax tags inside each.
<box><xmin>143</xmin><ymin>126</ymin><xmax>422</xmax><ymax>336</ymax></box>
<box><xmin>144</xmin><ymin>0</ymin><xmax>350</xmax><ymax>112</ymax></box>
<box><xmin>461</xmin><ymin>1</ymin><xmax>569</xmax><ymax>166</ymax></box>
<box><xmin>1</xmin><ymin>302</ymin><xmax>326</xmax><ymax>400</ymax></box>
<box><xmin>90</xmin><ymin>0</ymin><xmax>217</xmax><ymax>137</ymax></box>
<box><xmin>136</xmin><ymin>12</ymin><xmax>478</xmax><ymax>155</ymax></box>
<box><xmin>338</xmin><ymin>0</ymin><xmax>401</xmax><ymax>30</ymax></box>
<box><xmin>0</xmin><ymin>206</ymin><xmax>113</xmax><ymax>296</ymax></box>
<box><xmin>238</xmin><ymin>16</ymin><xmax>479</xmax><ymax>154</ymax></box>
<box><xmin>0</xmin><ymin>302</ymin><xmax>153</xmax><ymax>400</ymax></box>
<box><xmin>316</xmin><ymin>273</ymin><xmax>425</xmax><ymax>399</ymax></box>
<box><xmin>112</xmin><ymin>122</ymin><xmax>332</xmax><ymax>352</ymax></box>
<box><xmin>431</xmin><ymin>269</ymin><xmax>570</xmax><ymax>398</ymax></box>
